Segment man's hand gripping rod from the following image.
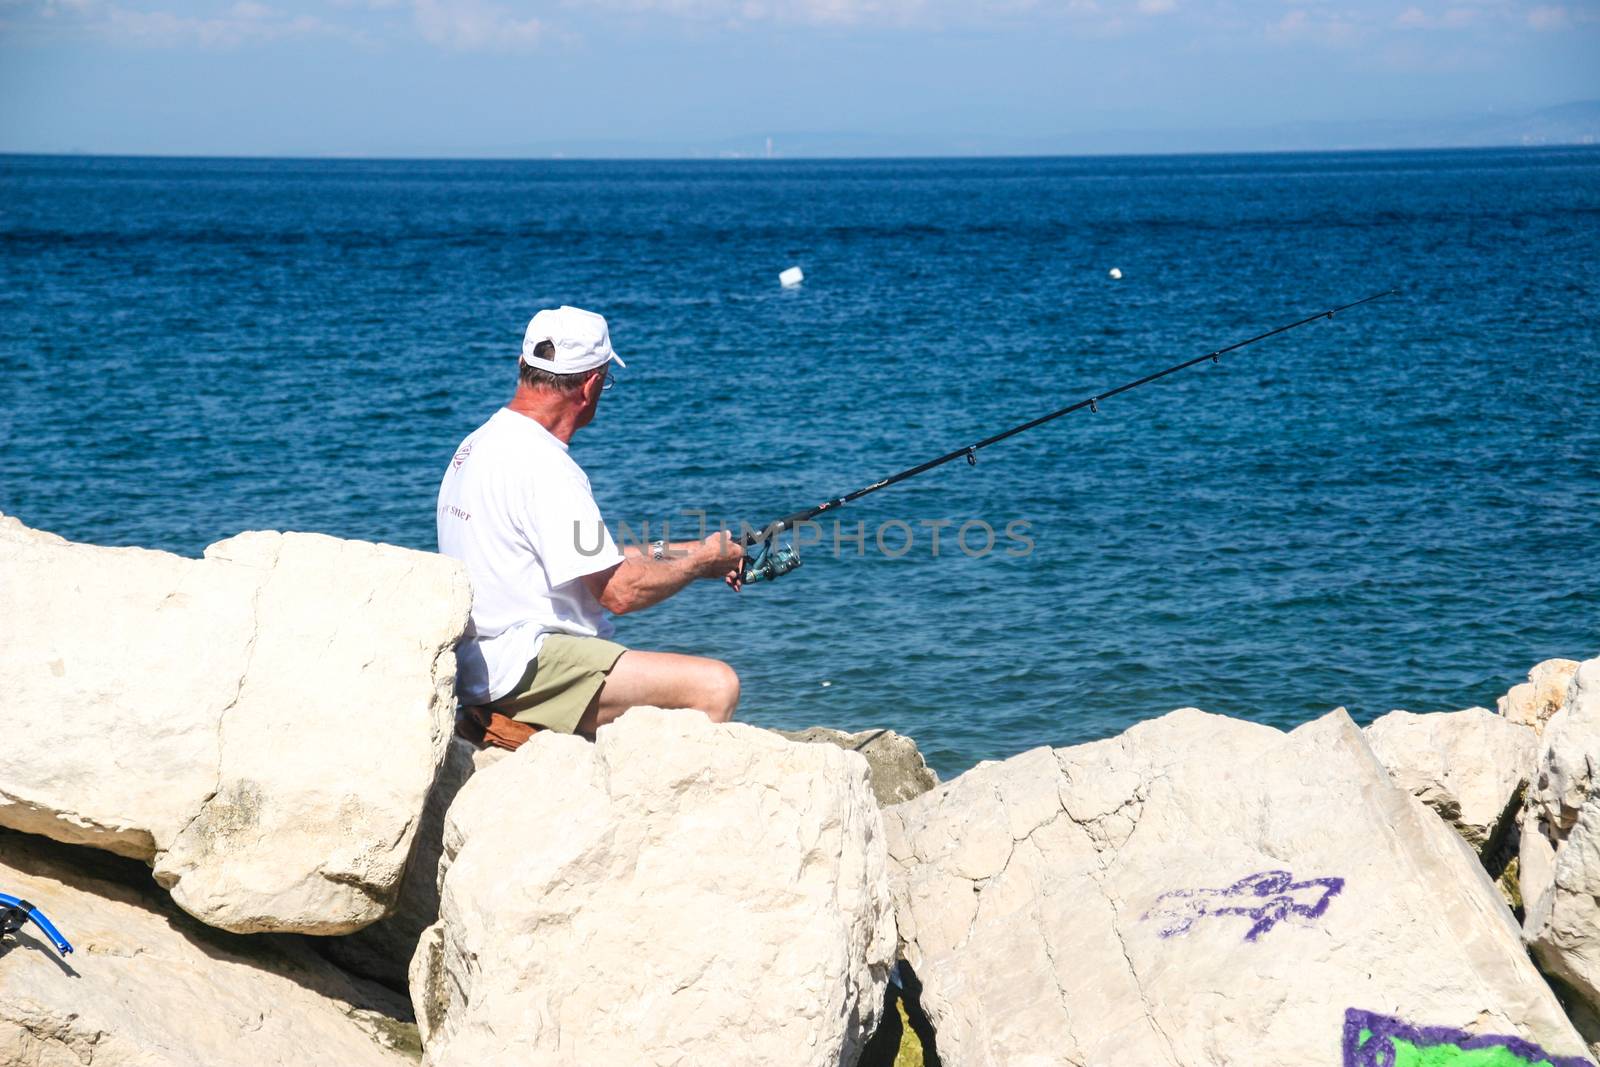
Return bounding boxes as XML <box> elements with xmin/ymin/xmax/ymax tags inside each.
<box><xmin>736</xmin><ymin>290</ymin><xmax>1398</xmax><ymax>585</ymax></box>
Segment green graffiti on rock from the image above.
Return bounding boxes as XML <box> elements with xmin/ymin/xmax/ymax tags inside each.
<box><xmin>1344</xmin><ymin>1010</ymin><xmax>1592</xmax><ymax>1067</ymax></box>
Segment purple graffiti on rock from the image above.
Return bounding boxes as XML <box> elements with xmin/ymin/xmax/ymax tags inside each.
<box><xmin>1142</xmin><ymin>869</ymin><xmax>1345</xmax><ymax>942</ymax></box>
<box><xmin>1343</xmin><ymin>1008</ymin><xmax>1593</xmax><ymax>1067</ymax></box>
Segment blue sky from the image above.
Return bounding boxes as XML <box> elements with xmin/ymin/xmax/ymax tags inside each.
<box><xmin>1</xmin><ymin>0</ymin><xmax>1597</xmax><ymax>155</ymax></box>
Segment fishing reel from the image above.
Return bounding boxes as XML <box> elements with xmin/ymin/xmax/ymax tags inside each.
<box><xmin>740</xmin><ymin>538</ymin><xmax>802</xmax><ymax>585</ymax></box>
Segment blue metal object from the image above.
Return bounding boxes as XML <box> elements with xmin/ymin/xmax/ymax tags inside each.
<box><xmin>0</xmin><ymin>892</ymin><xmax>73</xmax><ymax>957</ymax></box>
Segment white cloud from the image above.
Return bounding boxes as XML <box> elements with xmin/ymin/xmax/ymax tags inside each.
<box><xmin>604</xmin><ymin>0</ymin><xmax>929</xmax><ymax>26</ymax></box>
<box><xmin>116</xmin><ymin>7</ymin><xmax>336</xmax><ymax>44</ymax></box>
<box><xmin>570</xmin><ymin>0</ymin><xmax>1156</xmax><ymax>29</ymax></box>
<box><xmin>28</xmin><ymin>0</ymin><xmax>366</xmax><ymax>45</ymax></box>
<box><xmin>1394</xmin><ymin>5</ymin><xmax>1481</xmax><ymax>28</ymax></box>
<box><xmin>412</xmin><ymin>0</ymin><xmax>542</xmax><ymax>49</ymax></box>
<box><xmin>1526</xmin><ymin>3</ymin><xmax>1569</xmax><ymax>27</ymax></box>
<box><xmin>1268</xmin><ymin>5</ymin><xmax>1363</xmax><ymax>45</ymax></box>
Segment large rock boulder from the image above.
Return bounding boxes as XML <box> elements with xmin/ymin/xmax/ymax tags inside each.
<box><xmin>885</xmin><ymin>707</ymin><xmax>1587</xmax><ymax>1066</ymax></box>
<box><xmin>773</xmin><ymin>726</ymin><xmax>939</xmax><ymax>806</ymax></box>
<box><xmin>1503</xmin><ymin>659</ymin><xmax>1583</xmax><ymax>734</ymax></box>
<box><xmin>1</xmin><ymin>832</ymin><xmax>418</xmax><ymax>1067</ymax></box>
<box><xmin>411</xmin><ymin>707</ymin><xmax>897</xmax><ymax>1067</ymax></box>
<box><xmin>0</xmin><ymin>515</ymin><xmax>471</xmax><ymax>934</ymax></box>
<box><xmin>1364</xmin><ymin>706</ymin><xmax>1536</xmax><ymax>853</ymax></box>
<box><xmin>1523</xmin><ymin>657</ymin><xmax>1600</xmax><ymax>1015</ymax></box>
<box><xmin>322</xmin><ymin>738</ymin><xmax>507</xmax><ymax>989</ymax></box>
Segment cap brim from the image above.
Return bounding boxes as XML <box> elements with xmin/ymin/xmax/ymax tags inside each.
<box><xmin>520</xmin><ymin>350</ymin><xmax>625</xmax><ymax>373</ymax></box>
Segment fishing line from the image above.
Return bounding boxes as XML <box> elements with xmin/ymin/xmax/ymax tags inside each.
<box><xmin>737</xmin><ymin>288</ymin><xmax>1398</xmax><ymax>582</ymax></box>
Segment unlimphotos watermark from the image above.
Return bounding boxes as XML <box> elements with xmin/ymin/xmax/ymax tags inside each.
<box><xmin>573</xmin><ymin>510</ymin><xmax>1034</xmax><ymax>560</ymax></box>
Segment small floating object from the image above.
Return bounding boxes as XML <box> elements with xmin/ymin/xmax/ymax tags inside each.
<box><xmin>820</xmin><ymin>680</ymin><xmax>832</xmax><ymax>687</ymax></box>
<box><xmin>1108</xmin><ymin>267</ymin><xmax>1123</xmax><ymax>280</ymax></box>
<box><xmin>779</xmin><ymin>265</ymin><xmax>804</xmax><ymax>288</ymax></box>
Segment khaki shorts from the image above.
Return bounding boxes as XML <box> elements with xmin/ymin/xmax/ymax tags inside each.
<box><xmin>486</xmin><ymin>634</ymin><xmax>629</xmax><ymax>734</ymax></box>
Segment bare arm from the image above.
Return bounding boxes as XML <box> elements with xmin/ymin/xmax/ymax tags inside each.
<box><xmin>582</xmin><ymin>532</ymin><xmax>745</xmax><ymax>615</ymax></box>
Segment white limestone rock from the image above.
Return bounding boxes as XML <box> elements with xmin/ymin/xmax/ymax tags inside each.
<box><xmin>410</xmin><ymin>707</ymin><xmax>897</xmax><ymax>1067</ymax></box>
<box><xmin>1526</xmin><ymin>659</ymin><xmax>1600</xmax><ymax>837</ymax></box>
<box><xmin>1521</xmin><ymin>661</ymin><xmax>1598</xmax><ymax>918</ymax></box>
<box><xmin>0</xmin><ymin>515</ymin><xmax>255</xmax><ymax>859</ymax></box>
<box><xmin>772</xmin><ymin>725</ymin><xmax>939</xmax><ymax>806</ymax></box>
<box><xmin>885</xmin><ymin>707</ymin><xmax>1587</xmax><ymax>1067</ymax></box>
<box><xmin>1364</xmin><ymin>706</ymin><xmax>1536</xmax><ymax>852</ymax></box>
<box><xmin>1502</xmin><ymin>658</ymin><xmax>1582</xmax><ymax>734</ymax></box>
<box><xmin>323</xmin><ymin>737</ymin><xmax>507</xmax><ymax>989</ymax></box>
<box><xmin>1522</xmin><ymin>816</ymin><xmax>1560</xmax><ymax>922</ymax></box>
<box><xmin>1523</xmin><ymin>657</ymin><xmax>1600</xmax><ymax>1016</ymax></box>
<box><xmin>0</xmin><ymin>514</ymin><xmax>471</xmax><ymax>934</ymax></box>
<box><xmin>0</xmin><ymin>832</ymin><xmax>418</xmax><ymax>1067</ymax></box>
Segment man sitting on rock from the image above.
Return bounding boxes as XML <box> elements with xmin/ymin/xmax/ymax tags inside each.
<box><xmin>438</xmin><ymin>305</ymin><xmax>745</xmax><ymax>751</ymax></box>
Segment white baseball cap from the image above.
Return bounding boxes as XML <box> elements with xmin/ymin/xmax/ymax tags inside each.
<box><xmin>520</xmin><ymin>306</ymin><xmax>626</xmax><ymax>374</ymax></box>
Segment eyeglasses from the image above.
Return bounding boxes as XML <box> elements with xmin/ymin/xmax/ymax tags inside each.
<box><xmin>600</xmin><ymin>369</ymin><xmax>616</xmax><ymax>391</ymax></box>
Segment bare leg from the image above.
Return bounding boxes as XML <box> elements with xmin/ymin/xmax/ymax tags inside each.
<box><xmin>575</xmin><ymin>650</ymin><xmax>740</xmax><ymax>735</ymax></box>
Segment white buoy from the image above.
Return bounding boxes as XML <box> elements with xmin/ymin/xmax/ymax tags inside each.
<box><xmin>820</xmin><ymin>680</ymin><xmax>832</xmax><ymax>687</ymax></box>
<box><xmin>1109</xmin><ymin>267</ymin><xmax>1123</xmax><ymax>280</ymax></box>
<box><xmin>779</xmin><ymin>265</ymin><xmax>804</xmax><ymax>288</ymax></box>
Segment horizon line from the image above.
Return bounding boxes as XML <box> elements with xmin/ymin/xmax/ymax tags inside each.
<box><xmin>4</xmin><ymin>141</ymin><xmax>1599</xmax><ymax>166</ymax></box>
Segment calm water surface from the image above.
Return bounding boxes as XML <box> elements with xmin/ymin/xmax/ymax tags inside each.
<box><xmin>2</xmin><ymin>149</ymin><xmax>1597</xmax><ymax>776</ymax></box>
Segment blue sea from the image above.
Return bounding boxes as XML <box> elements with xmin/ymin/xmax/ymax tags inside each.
<box><xmin>2</xmin><ymin>149</ymin><xmax>1597</xmax><ymax>777</ymax></box>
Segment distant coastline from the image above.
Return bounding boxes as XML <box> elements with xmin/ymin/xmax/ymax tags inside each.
<box><xmin>4</xmin><ymin>141</ymin><xmax>1600</xmax><ymax>168</ymax></box>
<box><xmin>4</xmin><ymin>100</ymin><xmax>1596</xmax><ymax>162</ymax></box>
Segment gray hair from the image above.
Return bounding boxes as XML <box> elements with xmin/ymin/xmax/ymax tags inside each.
<box><xmin>519</xmin><ymin>340</ymin><xmax>594</xmax><ymax>393</ymax></box>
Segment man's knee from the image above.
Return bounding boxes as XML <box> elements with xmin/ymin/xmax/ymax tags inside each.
<box><xmin>698</xmin><ymin>659</ymin><xmax>739</xmax><ymax>723</ymax></box>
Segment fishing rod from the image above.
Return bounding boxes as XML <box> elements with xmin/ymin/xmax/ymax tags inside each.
<box><xmin>737</xmin><ymin>288</ymin><xmax>1398</xmax><ymax>584</ymax></box>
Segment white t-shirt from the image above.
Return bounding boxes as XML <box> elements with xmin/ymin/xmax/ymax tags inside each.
<box><xmin>437</xmin><ymin>408</ymin><xmax>624</xmax><ymax>704</ymax></box>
